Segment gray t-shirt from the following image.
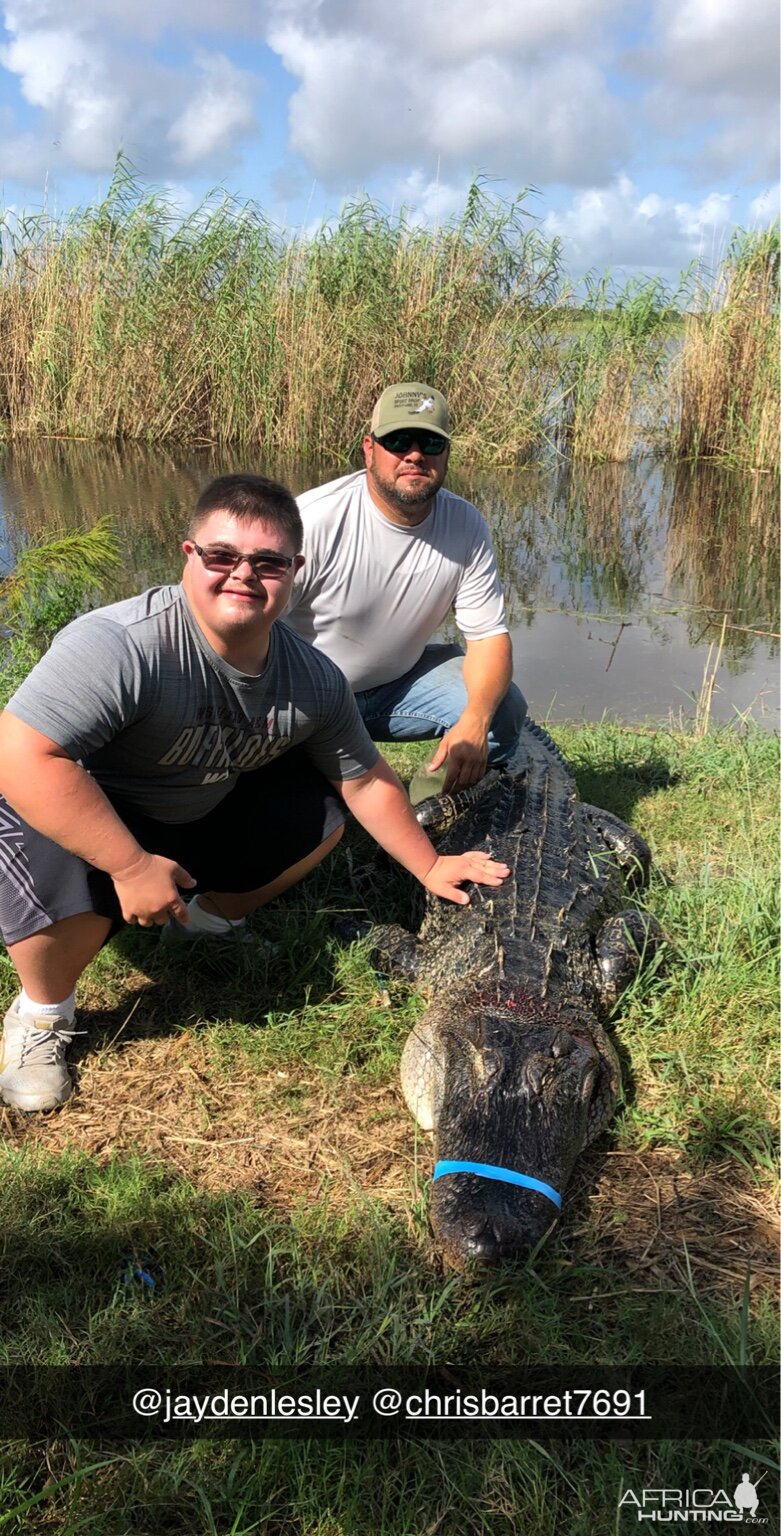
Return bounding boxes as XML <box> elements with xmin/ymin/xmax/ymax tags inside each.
<box><xmin>285</xmin><ymin>470</ymin><xmax>508</xmax><ymax>690</ymax></box>
<box><xmin>6</xmin><ymin>585</ymin><xmax>378</xmax><ymax>823</ymax></box>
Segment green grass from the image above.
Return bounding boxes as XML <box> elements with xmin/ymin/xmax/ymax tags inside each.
<box><xmin>556</xmin><ymin>724</ymin><xmax>778</xmax><ymax>1174</ymax></box>
<box><xmin>0</xmin><ymin>517</ymin><xmax>120</xmax><ymax>707</ymax></box>
<box><xmin>4</xmin><ymin>1437</ymin><xmax>773</xmax><ymax>1536</ymax></box>
<box><xmin>0</xmin><ymin>722</ymin><xmax>778</xmax><ymax>1533</ymax></box>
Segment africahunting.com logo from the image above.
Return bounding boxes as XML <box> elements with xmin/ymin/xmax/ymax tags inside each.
<box><xmin>619</xmin><ymin>1470</ymin><xmax>770</xmax><ymax>1523</ymax></box>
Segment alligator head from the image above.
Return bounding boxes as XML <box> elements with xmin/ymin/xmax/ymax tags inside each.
<box><xmin>402</xmin><ymin>993</ymin><xmax>619</xmax><ymax>1264</ymax></box>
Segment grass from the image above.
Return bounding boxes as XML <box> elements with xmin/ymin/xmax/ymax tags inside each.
<box><xmin>0</xmin><ymin>517</ymin><xmax>120</xmax><ymax>706</ymax></box>
<box><xmin>4</xmin><ymin>1438</ymin><xmax>772</xmax><ymax>1536</ymax></box>
<box><xmin>1</xmin><ymin>158</ymin><xmax>777</xmax><ymax>469</ymax></box>
<box><xmin>0</xmin><ymin>720</ymin><xmax>777</xmax><ymax>1533</ymax></box>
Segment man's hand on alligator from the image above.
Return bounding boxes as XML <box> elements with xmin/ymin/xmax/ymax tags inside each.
<box><xmin>422</xmin><ymin>852</ymin><xmax>511</xmax><ymax>905</ymax></box>
<box><xmin>427</xmin><ymin>727</ymin><xmax>489</xmax><ymax>795</ymax></box>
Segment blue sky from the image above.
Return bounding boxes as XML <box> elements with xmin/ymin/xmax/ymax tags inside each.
<box><xmin>0</xmin><ymin>0</ymin><xmax>778</xmax><ymax>284</ymax></box>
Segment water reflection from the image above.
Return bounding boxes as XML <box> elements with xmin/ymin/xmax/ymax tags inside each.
<box><xmin>550</xmin><ymin>462</ymin><xmax>658</xmax><ymax>614</ymax></box>
<box><xmin>666</xmin><ymin>465</ymin><xmax>779</xmax><ymax>662</ymax></box>
<box><xmin>0</xmin><ymin>441</ymin><xmax>777</xmax><ymax>728</ymax></box>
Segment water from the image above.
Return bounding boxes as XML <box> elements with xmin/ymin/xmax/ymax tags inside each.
<box><xmin>0</xmin><ymin>442</ymin><xmax>777</xmax><ymax>730</ymax></box>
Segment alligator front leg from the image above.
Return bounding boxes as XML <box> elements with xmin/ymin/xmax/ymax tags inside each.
<box><xmin>413</xmin><ymin>770</ymin><xmax>503</xmax><ymax>837</ymax></box>
<box><xmin>583</xmin><ymin>805</ymin><xmax>651</xmax><ymax>890</ymax></box>
<box><xmin>596</xmin><ymin>909</ymin><xmax>665</xmax><ymax>1003</ymax></box>
<box><xmin>367</xmin><ymin>923</ymin><xmax>424</xmax><ymax>983</ymax></box>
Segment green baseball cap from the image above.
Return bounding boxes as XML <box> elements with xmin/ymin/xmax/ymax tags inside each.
<box><xmin>370</xmin><ymin>382</ymin><xmax>450</xmax><ymax>441</ymax></box>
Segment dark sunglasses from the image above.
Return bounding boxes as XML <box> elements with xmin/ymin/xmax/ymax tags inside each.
<box><xmin>193</xmin><ymin>543</ymin><xmax>295</xmax><ymax>579</ymax></box>
<box><xmin>374</xmin><ymin>430</ymin><xmax>448</xmax><ymax>456</ymax></box>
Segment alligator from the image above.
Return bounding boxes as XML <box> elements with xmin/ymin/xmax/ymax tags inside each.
<box><xmin>372</xmin><ymin>718</ymin><xmax>663</xmax><ymax>1265</ymax></box>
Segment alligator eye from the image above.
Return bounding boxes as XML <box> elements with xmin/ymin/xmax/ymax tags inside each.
<box><xmin>480</xmin><ymin>1048</ymin><xmax>505</xmax><ymax>1082</ymax></box>
<box><xmin>551</xmin><ymin>1032</ymin><xmax>572</xmax><ymax>1059</ymax></box>
<box><xmin>528</xmin><ymin>1058</ymin><xmax>554</xmax><ymax>1095</ymax></box>
<box><xmin>460</xmin><ymin>1019</ymin><xmax>483</xmax><ymax>1050</ymax></box>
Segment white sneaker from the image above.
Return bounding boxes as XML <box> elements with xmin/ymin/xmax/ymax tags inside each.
<box><xmin>0</xmin><ymin>996</ymin><xmax>78</xmax><ymax>1111</ymax></box>
<box><xmin>160</xmin><ymin>919</ymin><xmax>265</xmax><ymax>949</ymax></box>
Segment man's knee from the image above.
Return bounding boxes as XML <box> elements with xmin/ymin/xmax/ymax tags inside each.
<box><xmin>224</xmin><ymin>820</ymin><xmax>346</xmax><ymax>912</ymax></box>
<box><xmin>488</xmin><ymin>681</ymin><xmax>527</xmax><ymax>762</ymax></box>
<box><xmin>280</xmin><ymin>817</ymin><xmax>345</xmax><ymax>881</ymax></box>
<box><xmin>501</xmin><ymin>680</ymin><xmax>527</xmax><ymax>731</ymax></box>
<box><xmin>436</xmin><ymin>652</ymin><xmax>527</xmax><ymax>742</ymax></box>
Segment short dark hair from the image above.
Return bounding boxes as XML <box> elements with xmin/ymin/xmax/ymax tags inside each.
<box><xmin>188</xmin><ymin>474</ymin><xmax>303</xmax><ymax>552</ymax></box>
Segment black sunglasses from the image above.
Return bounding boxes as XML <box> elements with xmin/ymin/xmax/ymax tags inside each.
<box><xmin>373</xmin><ymin>430</ymin><xmax>448</xmax><ymax>456</ymax></box>
<box><xmin>193</xmin><ymin>543</ymin><xmax>295</xmax><ymax>579</ymax></box>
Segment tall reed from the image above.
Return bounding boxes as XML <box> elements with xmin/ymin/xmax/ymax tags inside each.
<box><xmin>671</xmin><ymin>226</ymin><xmax>780</xmax><ymax>472</ymax></box>
<box><xmin>554</xmin><ymin>273</ymin><xmax>683</xmax><ymax>462</ymax></box>
<box><xmin>0</xmin><ymin>162</ymin><xmax>564</xmax><ymax>465</ymax></box>
<box><xmin>0</xmin><ymin>160</ymin><xmax>777</xmax><ymax>470</ymax></box>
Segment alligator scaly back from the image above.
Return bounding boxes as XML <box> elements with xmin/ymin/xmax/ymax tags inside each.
<box><xmin>416</xmin><ymin>718</ymin><xmax>615</xmax><ymax>1017</ymax></box>
<box><xmin>381</xmin><ymin>717</ymin><xmax>664</xmax><ymax>1264</ymax></box>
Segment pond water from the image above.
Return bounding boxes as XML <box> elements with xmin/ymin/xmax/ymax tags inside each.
<box><xmin>0</xmin><ymin>442</ymin><xmax>778</xmax><ymax>731</ymax></box>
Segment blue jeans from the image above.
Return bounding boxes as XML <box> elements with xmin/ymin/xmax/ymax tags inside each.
<box><xmin>354</xmin><ymin>644</ymin><xmax>527</xmax><ymax>765</ymax></box>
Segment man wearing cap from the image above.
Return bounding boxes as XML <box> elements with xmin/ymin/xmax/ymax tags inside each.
<box><xmin>285</xmin><ymin>383</ymin><xmax>526</xmax><ymax>796</ymax></box>
<box><xmin>0</xmin><ymin>472</ymin><xmax>510</xmax><ymax>1113</ymax></box>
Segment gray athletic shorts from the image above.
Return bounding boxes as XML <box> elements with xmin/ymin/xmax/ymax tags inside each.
<box><xmin>0</xmin><ymin>748</ymin><xmax>346</xmax><ymax>946</ymax></box>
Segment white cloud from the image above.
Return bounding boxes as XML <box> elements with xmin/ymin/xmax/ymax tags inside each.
<box><xmin>269</xmin><ymin>17</ymin><xmax>625</xmax><ymax>187</ymax></box>
<box><xmin>0</xmin><ymin>2</ymin><xmax>261</xmax><ymax>177</ymax></box>
<box><xmin>637</xmin><ymin>0</ymin><xmax>780</xmax><ymax>181</ymax></box>
<box><xmin>749</xmin><ymin>185</ymin><xmax>780</xmax><ymax>223</ymax></box>
<box><xmin>268</xmin><ymin>0</ymin><xmax>624</xmax><ymax>61</ymax></box>
<box><xmin>386</xmin><ymin>171</ymin><xmax>470</xmax><ymax>228</ymax></box>
<box><xmin>167</xmin><ymin>52</ymin><xmax>255</xmax><ymax>167</ymax></box>
<box><xmin>0</xmin><ymin>122</ymin><xmax>54</xmax><ymax>184</ymax></box>
<box><xmin>542</xmin><ymin>175</ymin><xmax>739</xmax><ymax>281</ymax></box>
<box><xmin>2</xmin><ymin>23</ymin><xmax>89</xmax><ymax>109</ymax></box>
<box><xmin>1</xmin><ymin>21</ymin><xmax>128</xmax><ymax>171</ymax></box>
<box><xmin>4</xmin><ymin>0</ymin><xmax>262</xmax><ymax>43</ymax></box>
<box><xmin>652</xmin><ymin>0</ymin><xmax>779</xmax><ymax>98</ymax></box>
<box><xmin>411</xmin><ymin>0</ymin><xmax>620</xmax><ymax>61</ymax></box>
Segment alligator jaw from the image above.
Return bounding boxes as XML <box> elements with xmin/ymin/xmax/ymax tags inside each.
<box><xmin>431</xmin><ymin>1165</ymin><xmax>564</xmax><ymax>1265</ymax></box>
<box><xmin>423</xmin><ymin>1005</ymin><xmax>605</xmax><ymax>1265</ymax></box>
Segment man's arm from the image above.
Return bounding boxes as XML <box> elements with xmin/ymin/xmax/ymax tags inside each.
<box><xmin>335</xmin><ymin>754</ymin><xmax>509</xmax><ymax>905</ymax></box>
<box><xmin>0</xmin><ymin>712</ymin><xmax>195</xmax><ymax>926</ymax></box>
<box><xmin>427</xmin><ymin>633</ymin><xmax>514</xmax><ymax>793</ymax></box>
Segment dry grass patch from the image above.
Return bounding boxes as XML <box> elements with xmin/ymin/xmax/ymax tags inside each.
<box><xmin>1</xmin><ymin>1031</ymin><xmax>413</xmax><ymax>1211</ymax></box>
<box><xmin>571</xmin><ymin>1148</ymin><xmax>778</xmax><ymax>1301</ymax></box>
<box><xmin>3</xmin><ymin>1027</ymin><xmax>776</xmax><ymax>1306</ymax></box>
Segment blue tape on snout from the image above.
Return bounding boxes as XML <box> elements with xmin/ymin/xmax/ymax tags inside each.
<box><xmin>432</xmin><ymin>1160</ymin><xmax>562</xmax><ymax>1209</ymax></box>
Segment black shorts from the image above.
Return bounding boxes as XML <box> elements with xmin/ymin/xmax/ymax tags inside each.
<box><xmin>0</xmin><ymin>748</ymin><xmax>346</xmax><ymax>945</ymax></box>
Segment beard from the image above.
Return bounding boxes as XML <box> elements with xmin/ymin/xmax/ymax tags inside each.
<box><xmin>367</xmin><ymin>461</ymin><xmax>446</xmax><ymax>515</ymax></box>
